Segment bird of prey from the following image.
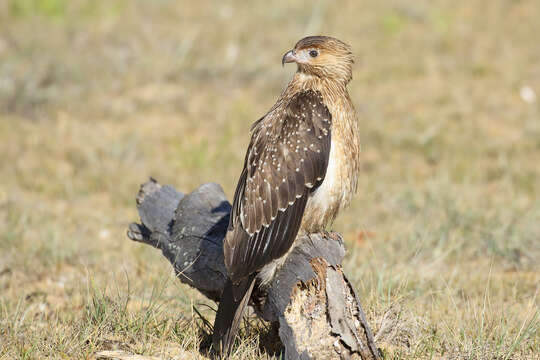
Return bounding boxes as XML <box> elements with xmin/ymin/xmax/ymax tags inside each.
<box><xmin>213</xmin><ymin>35</ymin><xmax>360</xmax><ymax>356</ymax></box>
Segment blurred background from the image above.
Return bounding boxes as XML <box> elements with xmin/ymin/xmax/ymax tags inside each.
<box><xmin>0</xmin><ymin>0</ymin><xmax>539</xmax><ymax>358</ymax></box>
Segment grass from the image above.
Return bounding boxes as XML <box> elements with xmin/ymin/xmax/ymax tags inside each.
<box><xmin>0</xmin><ymin>0</ymin><xmax>539</xmax><ymax>358</ymax></box>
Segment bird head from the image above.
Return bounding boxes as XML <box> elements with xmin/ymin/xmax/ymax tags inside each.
<box><xmin>282</xmin><ymin>36</ymin><xmax>354</xmax><ymax>84</ymax></box>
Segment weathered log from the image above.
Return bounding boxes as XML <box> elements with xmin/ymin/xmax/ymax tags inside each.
<box><xmin>127</xmin><ymin>179</ymin><xmax>380</xmax><ymax>360</ymax></box>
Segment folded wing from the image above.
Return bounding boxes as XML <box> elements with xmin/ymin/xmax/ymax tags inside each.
<box><xmin>224</xmin><ymin>90</ymin><xmax>332</xmax><ymax>286</ymax></box>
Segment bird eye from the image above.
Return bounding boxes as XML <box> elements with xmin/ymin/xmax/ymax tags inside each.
<box><xmin>309</xmin><ymin>50</ymin><xmax>318</xmax><ymax>58</ymax></box>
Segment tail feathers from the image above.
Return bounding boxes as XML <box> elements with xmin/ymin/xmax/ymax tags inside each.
<box><xmin>213</xmin><ymin>275</ymin><xmax>256</xmax><ymax>357</ymax></box>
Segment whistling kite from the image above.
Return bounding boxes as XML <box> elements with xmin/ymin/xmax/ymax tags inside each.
<box><xmin>213</xmin><ymin>36</ymin><xmax>360</xmax><ymax>357</ymax></box>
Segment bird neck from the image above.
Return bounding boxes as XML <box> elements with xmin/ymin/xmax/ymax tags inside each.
<box><xmin>288</xmin><ymin>72</ymin><xmax>349</xmax><ymax>104</ymax></box>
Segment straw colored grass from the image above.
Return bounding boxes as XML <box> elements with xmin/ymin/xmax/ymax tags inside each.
<box><xmin>0</xmin><ymin>1</ymin><xmax>538</xmax><ymax>358</ymax></box>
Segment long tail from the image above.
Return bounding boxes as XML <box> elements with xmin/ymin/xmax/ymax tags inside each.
<box><xmin>212</xmin><ymin>275</ymin><xmax>257</xmax><ymax>357</ymax></box>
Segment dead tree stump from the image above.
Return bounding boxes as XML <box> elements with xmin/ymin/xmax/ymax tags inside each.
<box><xmin>127</xmin><ymin>179</ymin><xmax>380</xmax><ymax>360</ymax></box>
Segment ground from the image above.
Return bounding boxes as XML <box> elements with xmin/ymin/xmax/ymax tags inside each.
<box><xmin>0</xmin><ymin>0</ymin><xmax>539</xmax><ymax>359</ymax></box>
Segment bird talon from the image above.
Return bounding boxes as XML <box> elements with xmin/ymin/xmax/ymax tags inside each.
<box><xmin>320</xmin><ymin>230</ymin><xmax>340</xmax><ymax>242</ymax></box>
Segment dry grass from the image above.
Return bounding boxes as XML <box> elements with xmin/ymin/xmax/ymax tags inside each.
<box><xmin>0</xmin><ymin>0</ymin><xmax>539</xmax><ymax>359</ymax></box>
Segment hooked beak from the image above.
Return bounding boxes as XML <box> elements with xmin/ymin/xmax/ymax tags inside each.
<box><xmin>282</xmin><ymin>50</ymin><xmax>296</xmax><ymax>66</ymax></box>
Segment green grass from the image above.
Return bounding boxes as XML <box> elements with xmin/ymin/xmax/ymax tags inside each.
<box><xmin>0</xmin><ymin>0</ymin><xmax>539</xmax><ymax>358</ymax></box>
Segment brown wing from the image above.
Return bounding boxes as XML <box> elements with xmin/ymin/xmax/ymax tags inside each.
<box><xmin>224</xmin><ymin>90</ymin><xmax>332</xmax><ymax>285</ymax></box>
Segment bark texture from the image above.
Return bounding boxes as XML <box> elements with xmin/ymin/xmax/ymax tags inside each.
<box><xmin>127</xmin><ymin>179</ymin><xmax>380</xmax><ymax>360</ymax></box>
